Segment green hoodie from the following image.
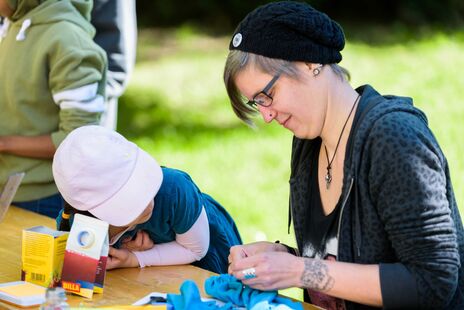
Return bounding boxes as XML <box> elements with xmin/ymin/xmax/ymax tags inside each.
<box><xmin>0</xmin><ymin>0</ymin><xmax>107</xmax><ymax>201</ymax></box>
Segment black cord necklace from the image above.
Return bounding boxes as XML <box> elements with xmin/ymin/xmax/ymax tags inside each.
<box><xmin>324</xmin><ymin>94</ymin><xmax>360</xmax><ymax>190</ymax></box>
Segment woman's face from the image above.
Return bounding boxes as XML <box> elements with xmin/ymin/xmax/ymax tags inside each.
<box><xmin>235</xmin><ymin>63</ymin><xmax>327</xmax><ymax>139</ymax></box>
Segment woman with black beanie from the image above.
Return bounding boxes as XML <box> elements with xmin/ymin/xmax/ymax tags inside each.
<box><xmin>225</xmin><ymin>1</ymin><xmax>463</xmax><ymax>309</ymax></box>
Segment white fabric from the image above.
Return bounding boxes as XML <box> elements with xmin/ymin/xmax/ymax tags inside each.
<box><xmin>99</xmin><ymin>96</ymin><xmax>118</xmax><ymax>129</ymax></box>
<box><xmin>53</xmin><ymin>83</ymin><xmax>106</xmax><ymax>113</ymax></box>
<box><xmin>16</xmin><ymin>18</ymin><xmax>31</xmax><ymax>41</ymax></box>
<box><xmin>0</xmin><ymin>18</ymin><xmax>10</xmax><ymax>39</ymax></box>
<box><xmin>98</xmin><ymin>0</ymin><xmax>137</xmax><ymax>130</ymax></box>
<box><xmin>133</xmin><ymin>207</ymin><xmax>210</xmax><ymax>267</ymax></box>
<box><xmin>119</xmin><ymin>0</ymin><xmax>137</xmax><ymax>92</ymax></box>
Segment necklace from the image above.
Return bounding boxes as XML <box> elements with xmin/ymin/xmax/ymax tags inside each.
<box><xmin>324</xmin><ymin>94</ymin><xmax>360</xmax><ymax>190</ymax></box>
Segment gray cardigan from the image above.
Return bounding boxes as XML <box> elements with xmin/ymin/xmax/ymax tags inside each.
<box><xmin>289</xmin><ymin>85</ymin><xmax>463</xmax><ymax>309</ymax></box>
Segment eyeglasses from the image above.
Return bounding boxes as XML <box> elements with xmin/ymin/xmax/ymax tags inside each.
<box><xmin>245</xmin><ymin>72</ymin><xmax>281</xmax><ymax>110</ymax></box>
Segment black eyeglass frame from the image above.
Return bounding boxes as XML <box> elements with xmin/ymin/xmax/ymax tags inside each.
<box><xmin>245</xmin><ymin>72</ymin><xmax>281</xmax><ymax>110</ymax></box>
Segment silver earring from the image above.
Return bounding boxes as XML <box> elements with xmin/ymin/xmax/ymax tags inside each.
<box><xmin>313</xmin><ymin>67</ymin><xmax>321</xmax><ymax>76</ymax></box>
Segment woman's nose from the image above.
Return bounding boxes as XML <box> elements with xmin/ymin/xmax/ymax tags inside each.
<box><xmin>258</xmin><ymin>106</ymin><xmax>275</xmax><ymax>123</ymax></box>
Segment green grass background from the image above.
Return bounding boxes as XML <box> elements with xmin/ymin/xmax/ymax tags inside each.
<box><xmin>119</xmin><ymin>26</ymin><xmax>464</xmax><ymax>300</ymax></box>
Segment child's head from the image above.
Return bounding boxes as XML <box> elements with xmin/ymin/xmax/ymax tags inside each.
<box><xmin>53</xmin><ymin>125</ymin><xmax>163</xmax><ymax>227</ymax></box>
<box><xmin>0</xmin><ymin>0</ymin><xmax>15</xmax><ymax>17</ymax></box>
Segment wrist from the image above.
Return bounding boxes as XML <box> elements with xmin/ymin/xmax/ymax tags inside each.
<box><xmin>295</xmin><ymin>256</ymin><xmax>307</xmax><ymax>288</ymax></box>
<box><xmin>299</xmin><ymin>257</ymin><xmax>334</xmax><ymax>292</ymax></box>
<box><xmin>129</xmin><ymin>252</ymin><xmax>141</xmax><ymax>268</ymax></box>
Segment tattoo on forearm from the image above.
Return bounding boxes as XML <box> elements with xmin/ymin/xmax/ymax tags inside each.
<box><xmin>301</xmin><ymin>258</ymin><xmax>334</xmax><ymax>292</ymax></box>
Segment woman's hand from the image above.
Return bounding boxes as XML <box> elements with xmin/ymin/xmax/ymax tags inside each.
<box><xmin>229</xmin><ymin>251</ymin><xmax>304</xmax><ymax>291</ymax></box>
<box><xmin>106</xmin><ymin>247</ymin><xmax>139</xmax><ymax>269</ymax></box>
<box><xmin>120</xmin><ymin>230</ymin><xmax>154</xmax><ymax>251</ymax></box>
<box><xmin>228</xmin><ymin>241</ymin><xmax>288</xmax><ymax>273</ymax></box>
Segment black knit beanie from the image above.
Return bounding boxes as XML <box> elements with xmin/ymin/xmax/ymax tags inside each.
<box><xmin>229</xmin><ymin>1</ymin><xmax>345</xmax><ymax>64</ymax></box>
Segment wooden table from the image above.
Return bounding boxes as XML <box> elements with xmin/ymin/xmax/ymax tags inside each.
<box><xmin>0</xmin><ymin>207</ymin><xmax>319</xmax><ymax>309</ymax></box>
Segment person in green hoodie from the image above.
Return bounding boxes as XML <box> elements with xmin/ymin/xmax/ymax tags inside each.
<box><xmin>0</xmin><ymin>0</ymin><xmax>107</xmax><ymax>218</ymax></box>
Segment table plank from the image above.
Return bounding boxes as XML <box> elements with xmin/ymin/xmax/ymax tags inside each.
<box><xmin>0</xmin><ymin>207</ymin><xmax>320</xmax><ymax>309</ymax></box>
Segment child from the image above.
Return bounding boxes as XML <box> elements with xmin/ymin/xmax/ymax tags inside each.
<box><xmin>0</xmin><ymin>0</ymin><xmax>107</xmax><ymax>218</ymax></box>
<box><xmin>53</xmin><ymin>125</ymin><xmax>242</xmax><ymax>274</ymax></box>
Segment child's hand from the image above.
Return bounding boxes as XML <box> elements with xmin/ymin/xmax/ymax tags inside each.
<box><xmin>120</xmin><ymin>230</ymin><xmax>154</xmax><ymax>251</ymax></box>
<box><xmin>106</xmin><ymin>247</ymin><xmax>139</xmax><ymax>269</ymax></box>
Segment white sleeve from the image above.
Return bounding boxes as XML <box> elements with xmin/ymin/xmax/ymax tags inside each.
<box><xmin>133</xmin><ymin>207</ymin><xmax>210</xmax><ymax>268</ymax></box>
<box><xmin>52</xmin><ymin>83</ymin><xmax>105</xmax><ymax>113</ymax></box>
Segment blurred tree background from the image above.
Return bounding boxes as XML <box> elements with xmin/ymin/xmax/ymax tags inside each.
<box><xmin>120</xmin><ymin>0</ymin><xmax>464</xmax><ymax>301</ymax></box>
<box><xmin>136</xmin><ymin>0</ymin><xmax>464</xmax><ymax>31</ymax></box>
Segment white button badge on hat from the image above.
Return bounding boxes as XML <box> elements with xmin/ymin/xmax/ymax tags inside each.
<box><xmin>232</xmin><ymin>33</ymin><xmax>242</xmax><ymax>47</ymax></box>
<box><xmin>242</xmin><ymin>267</ymin><xmax>256</xmax><ymax>279</ymax></box>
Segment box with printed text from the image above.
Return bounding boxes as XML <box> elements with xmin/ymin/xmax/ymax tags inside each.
<box><xmin>61</xmin><ymin>214</ymin><xmax>109</xmax><ymax>299</ymax></box>
<box><xmin>21</xmin><ymin>226</ymin><xmax>68</xmax><ymax>288</ymax></box>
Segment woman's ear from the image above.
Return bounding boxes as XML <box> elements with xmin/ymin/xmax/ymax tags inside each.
<box><xmin>304</xmin><ymin>63</ymin><xmax>323</xmax><ymax>77</ymax></box>
<box><xmin>305</xmin><ymin>62</ymin><xmax>323</xmax><ymax>71</ymax></box>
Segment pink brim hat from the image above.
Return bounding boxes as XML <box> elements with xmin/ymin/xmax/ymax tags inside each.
<box><xmin>89</xmin><ymin>147</ymin><xmax>162</xmax><ymax>226</ymax></box>
<box><xmin>53</xmin><ymin>125</ymin><xmax>163</xmax><ymax>227</ymax></box>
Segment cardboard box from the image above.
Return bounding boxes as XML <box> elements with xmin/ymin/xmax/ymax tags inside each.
<box><xmin>61</xmin><ymin>214</ymin><xmax>109</xmax><ymax>298</ymax></box>
<box><xmin>21</xmin><ymin>226</ymin><xmax>68</xmax><ymax>288</ymax></box>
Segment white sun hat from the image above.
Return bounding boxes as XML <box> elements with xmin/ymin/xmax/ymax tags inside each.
<box><xmin>53</xmin><ymin>125</ymin><xmax>163</xmax><ymax>226</ymax></box>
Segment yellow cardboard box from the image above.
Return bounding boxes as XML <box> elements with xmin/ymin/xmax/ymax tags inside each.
<box><xmin>21</xmin><ymin>226</ymin><xmax>68</xmax><ymax>288</ymax></box>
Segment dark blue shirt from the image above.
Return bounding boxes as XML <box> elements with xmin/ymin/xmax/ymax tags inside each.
<box><xmin>58</xmin><ymin>167</ymin><xmax>242</xmax><ymax>274</ymax></box>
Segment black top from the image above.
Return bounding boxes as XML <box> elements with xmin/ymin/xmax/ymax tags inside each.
<box><xmin>290</xmin><ymin>85</ymin><xmax>463</xmax><ymax>309</ymax></box>
<box><xmin>305</xmin><ymin>140</ymin><xmax>341</xmax><ymax>259</ymax></box>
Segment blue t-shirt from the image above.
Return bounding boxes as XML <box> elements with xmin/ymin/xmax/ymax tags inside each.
<box><xmin>59</xmin><ymin>167</ymin><xmax>241</xmax><ymax>274</ymax></box>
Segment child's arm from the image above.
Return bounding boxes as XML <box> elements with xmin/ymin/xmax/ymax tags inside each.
<box><xmin>133</xmin><ymin>207</ymin><xmax>210</xmax><ymax>267</ymax></box>
<box><xmin>0</xmin><ymin>135</ymin><xmax>55</xmax><ymax>158</ymax></box>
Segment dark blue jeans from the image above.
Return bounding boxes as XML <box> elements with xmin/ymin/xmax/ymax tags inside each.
<box><xmin>13</xmin><ymin>193</ymin><xmax>64</xmax><ymax>219</ymax></box>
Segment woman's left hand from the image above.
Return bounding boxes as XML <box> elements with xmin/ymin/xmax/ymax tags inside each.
<box><xmin>106</xmin><ymin>246</ymin><xmax>139</xmax><ymax>269</ymax></box>
<box><xmin>229</xmin><ymin>251</ymin><xmax>304</xmax><ymax>291</ymax></box>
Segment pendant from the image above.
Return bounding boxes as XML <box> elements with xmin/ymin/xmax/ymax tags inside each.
<box><xmin>325</xmin><ymin>171</ymin><xmax>332</xmax><ymax>190</ymax></box>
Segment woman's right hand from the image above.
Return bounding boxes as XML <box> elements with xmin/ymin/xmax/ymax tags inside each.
<box><xmin>120</xmin><ymin>230</ymin><xmax>154</xmax><ymax>251</ymax></box>
<box><xmin>228</xmin><ymin>241</ymin><xmax>287</xmax><ymax>273</ymax></box>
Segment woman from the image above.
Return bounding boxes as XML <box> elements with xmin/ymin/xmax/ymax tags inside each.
<box><xmin>53</xmin><ymin>125</ymin><xmax>242</xmax><ymax>274</ymax></box>
<box><xmin>224</xmin><ymin>1</ymin><xmax>463</xmax><ymax>309</ymax></box>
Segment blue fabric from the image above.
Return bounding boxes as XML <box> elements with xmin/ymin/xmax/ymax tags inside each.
<box><xmin>205</xmin><ymin>274</ymin><xmax>303</xmax><ymax>310</ymax></box>
<box><xmin>14</xmin><ymin>193</ymin><xmax>65</xmax><ymax>218</ymax></box>
<box><xmin>56</xmin><ymin>168</ymin><xmax>242</xmax><ymax>273</ymax></box>
<box><xmin>167</xmin><ymin>280</ymin><xmax>232</xmax><ymax>310</ymax></box>
<box><xmin>167</xmin><ymin>276</ymin><xmax>303</xmax><ymax>310</ymax></box>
